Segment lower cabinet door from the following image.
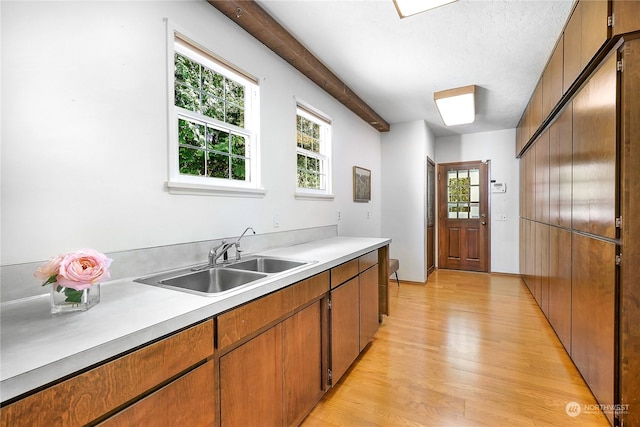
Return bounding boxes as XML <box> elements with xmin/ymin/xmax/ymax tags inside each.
<box><xmin>330</xmin><ymin>277</ymin><xmax>360</xmax><ymax>384</ymax></box>
<box><xmin>571</xmin><ymin>233</ymin><xmax>615</xmax><ymax>424</ymax></box>
<box><xmin>359</xmin><ymin>265</ymin><xmax>379</xmax><ymax>351</ymax></box>
<box><xmin>100</xmin><ymin>360</ymin><xmax>215</xmax><ymax>426</ymax></box>
<box><xmin>283</xmin><ymin>300</ymin><xmax>324</xmax><ymax>426</ymax></box>
<box><xmin>220</xmin><ymin>325</ymin><xmax>283</xmax><ymax>427</ymax></box>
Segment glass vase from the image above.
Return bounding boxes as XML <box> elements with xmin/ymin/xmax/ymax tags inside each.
<box><xmin>50</xmin><ymin>283</ymin><xmax>100</xmax><ymax>314</ymax></box>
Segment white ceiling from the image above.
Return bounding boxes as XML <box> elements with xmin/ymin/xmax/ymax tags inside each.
<box><xmin>255</xmin><ymin>0</ymin><xmax>574</xmax><ymax>136</ymax></box>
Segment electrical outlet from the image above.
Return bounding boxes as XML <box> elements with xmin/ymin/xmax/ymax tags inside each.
<box><xmin>367</xmin><ymin>211</ymin><xmax>371</xmax><ymax>220</ymax></box>
<box><xmin>273</xmin><ymin>213</ymin><xmax>280</xmax><ymax>228</ymax></box>
<box><xmin>337</xmin><ymin>211</ymin><xmax>342</xmax><ymax>221</ymax></box>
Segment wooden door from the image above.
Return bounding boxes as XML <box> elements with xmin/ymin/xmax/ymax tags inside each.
<box><xmin>426</xmin><ymin>157</ymin><xmax>436</xmax><ymax>276</ymax></box>
<box><xmin>437</xmin><ymin>161</ymin><xmax>490</xmax><ymax>272</ymax></box>
<box><xmin>330</xmin><ymin>277</ymin><xmax>359</xmax><ymax>384</ymax></box>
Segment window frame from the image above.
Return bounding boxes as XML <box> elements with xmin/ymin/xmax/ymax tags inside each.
<box><xmin>166</xmin><ymin>21</ymin><xmax>264</xmax><ymax>197</ymax></box>
<box><xmin>295</xmin><ymin>102</ymin><xmax>334</xmax><ymax>200</ymax></box>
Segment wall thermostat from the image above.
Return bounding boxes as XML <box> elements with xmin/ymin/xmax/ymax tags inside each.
<box><xmin>492</xmin><ymin>182</ymin><xmax>506</xmax><ymax>193</ymax></box>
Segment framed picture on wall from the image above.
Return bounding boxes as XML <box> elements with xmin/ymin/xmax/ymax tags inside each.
<box><xmin>353</xmin><ymin>166</ymin><xmax>371</xmax><ymax>202</ymax></box>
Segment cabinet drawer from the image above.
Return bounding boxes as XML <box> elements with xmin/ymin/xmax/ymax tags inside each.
<box><xmin>217</xmin><ymin>271</ymin><xmax>329</xmax><ymax>352</ymax></box>
<box><xmin>330</xmin><ymin>259</ymin><xmax>358</xmax><ymax>289</ymax></box>
<box><xmin>99</xmin><ymin>360</ymin><xmax>216</xmax><ymax>426</ymax></box>
<box><xmin>0</xmin><ymin>320</ymin><xmax>214</xmax><ymax>427</ymax></box>
<box><xmin>358</xmin><ymin>250</ymin><xmax>378</xmax><ymax>273</ymax></box>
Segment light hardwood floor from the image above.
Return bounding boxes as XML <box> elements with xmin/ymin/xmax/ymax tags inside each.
<box><xmin>302</xmin><ymin>269</ymin><xmax>610</xmax><ymax>426</ymax></box>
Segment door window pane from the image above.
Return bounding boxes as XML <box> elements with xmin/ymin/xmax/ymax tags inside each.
<box><xmin>447</xmin><ymin>168</ymin><xmax>481</xmax><ymax>219</ymax></box>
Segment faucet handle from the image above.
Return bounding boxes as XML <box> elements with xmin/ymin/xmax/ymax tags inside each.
<box><xmin>235</xmin><ymin>242</ymin><xmax>243</xmax><ymax>260</ymax></box>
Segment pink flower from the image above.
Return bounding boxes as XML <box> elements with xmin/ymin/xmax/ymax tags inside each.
<box><xmin>56</xmin><ymin>249</ymin><xmax>113</xmax><ymax>290</ymax></box>
<box><xmin>34</xmin><ymin>255</ymin><xmax>64</xmax><ymax>284</ymax></box>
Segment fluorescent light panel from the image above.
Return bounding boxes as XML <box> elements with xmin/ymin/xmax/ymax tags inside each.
<box><xmin>393</xmin><ymin>0</ymin><xmax>459</xmax><ymax>18</ymax></box>
<box><xmin>434</xmin><ymin>85</ymin><xmax>476</xmax><ymax>126</ymax></box>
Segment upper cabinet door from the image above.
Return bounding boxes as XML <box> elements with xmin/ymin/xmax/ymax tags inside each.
<box><xmin>572</xmin><ymin>52</ymin><xmax>618</xmax><ymax>239</ymax></box>
<box><xmin>564</xmin><ymin>2</ymin><xmax>583</xmax><ymax>94</ymax></box>
<box><xmin>612</xmin><ymin>0</ymin><xmax>640</xmax><ymax>36</ymax></box>
<box><xmin>542</xmin><ymin>36</ymin><xmax>564</xmax><ymax>119</ymax></box>
<box><xmin>563</xmin><ymin>0</ymin><xmax>610</xmax><ymax>95</ymax></box>
<box><xmin>580</xmin><ymin>0</ymin><xmax>610</xmax><ymax>66</ymax></box>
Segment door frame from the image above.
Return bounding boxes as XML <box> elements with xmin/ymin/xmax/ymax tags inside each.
<box><xmin>437</xmin><ymin>160</ymin><xmax>491</xmax><ymax>272</ymax></box>
<box><xmin>426</xmin><ymin>157</ymin><xmax>436</xmax><ymax>278</ymax></box>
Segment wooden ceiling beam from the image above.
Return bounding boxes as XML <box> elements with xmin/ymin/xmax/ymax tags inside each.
<box><xmin>207</xmin><ymin>0</ymin><xmax>390</xmax><ymax>132</ymax></box>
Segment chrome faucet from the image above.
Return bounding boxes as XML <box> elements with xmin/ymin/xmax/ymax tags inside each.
<box><xmin>208</xmin><ymin>240</ymin><xmax>235</xmax><ymax>266</ymax></box>
<box><xmin>233</xmin><ymin>227</ymin><xmax>255</xmax><ymax>260</ymax></box>
<box><xmin>196</xmin><ymin>227</ymin><xmax>255</xmax><ymax>270</ymax></box>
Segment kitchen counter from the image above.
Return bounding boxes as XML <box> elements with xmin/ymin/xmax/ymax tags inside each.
<box><xmin>0</xmin><ymin>236</ymin><xmax>390</xmax><ymax>402</ymax></box>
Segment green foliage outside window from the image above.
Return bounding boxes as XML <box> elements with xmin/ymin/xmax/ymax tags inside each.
<box><xmin>297</xmin><ymin>114</ymin><xmax>324</xmax><ymax>190</ymax></box>
<box><xmin>175</xmin><ymin>53</ymin><xmax>248</xmax><ymax>180</ymax></box>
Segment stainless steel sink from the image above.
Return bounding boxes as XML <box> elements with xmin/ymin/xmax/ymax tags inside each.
<box><xmin>225</xmin><ymin>257</ymin><xmax>307</xmax><ymax>273</ymax></box>
<box><xmin>135</xmin><ymin>267</ymin><xmax>267</xmax><ymax>296</ymax></box>
<box><xmin>161</xmin><ymin>268</ymin><xmax>267</xmax><ymax>294</ymax></box>
<box><xmin>135</xmin><ymin>255</ymin><xmax>313</xmax><ymax>296</ymax></box>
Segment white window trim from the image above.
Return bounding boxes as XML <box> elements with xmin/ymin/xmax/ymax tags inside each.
<box><xmin>294</xmin><ymin>99</ymin><xmax>334</xmax><ymax>200</ymax></box>
<box><xmin>165</xmin><ymin>19</ymin><xmax>265</xmax><ymax>197</ymax></box>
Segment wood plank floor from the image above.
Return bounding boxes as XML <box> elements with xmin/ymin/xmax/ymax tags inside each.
<box><xmin>302</xmin><ymin>269</ymin><xmax>610</xmax><ymax>426</ymax></box>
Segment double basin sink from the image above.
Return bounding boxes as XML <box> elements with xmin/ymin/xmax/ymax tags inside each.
<box><xmin>135</xmin><ymin>256</ymin><xmax>313</xmax><ymax>296</ymax></box>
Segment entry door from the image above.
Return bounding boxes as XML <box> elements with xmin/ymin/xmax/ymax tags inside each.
<box><xmin>437</xmin><ymin>161</ymin><xmax>490</xmax><ymax>272</ymax></box>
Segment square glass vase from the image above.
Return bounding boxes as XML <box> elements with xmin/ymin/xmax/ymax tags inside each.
<box><xmin>50</xmin><ymin>284</ymin><xmax>100</xmax><ymax>314</ymax></box>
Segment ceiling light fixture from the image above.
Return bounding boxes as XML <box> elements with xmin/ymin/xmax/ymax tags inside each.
<box><xmin>393</xmin><ymin>0</ymin><xmax>459</xmax><ymax>18</ymax></box>
<box><xmin>434</xmin><ymin>85</ymin><xmax>476</xmax><ymax>126</ymax></box>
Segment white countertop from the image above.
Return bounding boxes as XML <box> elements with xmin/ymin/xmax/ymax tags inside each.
<box><xmin>0</xmin><ymin>236</ymin><xmax>390</xmax><ymax>402</ymax></box>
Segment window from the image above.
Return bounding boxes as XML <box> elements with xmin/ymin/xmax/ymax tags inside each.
<box><xmin>296</xmin><ymin>105</ymin><xmax>332</xmax><ymax>198</ymax></box>
<box><xmin>447</xmin><ymin>168</ymin><xmax>480</xmax><ymax>219</ymax></box>
<box><xmin>167</xmin><ymin>27</ymin><xmax>262</xmax><ymax>196</ymax></box>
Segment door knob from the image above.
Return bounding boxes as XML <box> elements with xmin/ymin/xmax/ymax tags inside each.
<box><xmin>482</xmin><ymin>221</ymin><xmax>486</xmax><ymax>225</ymax></box>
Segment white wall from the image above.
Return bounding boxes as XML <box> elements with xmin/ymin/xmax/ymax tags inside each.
<box><xmin>381</xmin><ymin>120</ymin><xmax>435</xmax><ymax>282</ymax></box>
<box><xmin>1</xmin><ymin>0</ymin><xmax>382</xmax><ymax>265</ymax></box>
<box><xmin>436</xmin><ymin>129</ymin><xmax>519</xmax><ymax>274</ymax></box>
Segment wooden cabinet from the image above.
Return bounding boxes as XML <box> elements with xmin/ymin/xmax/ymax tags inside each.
<box><xmin>330</xmin><ymin>276</ymin><xmax>360</xmax><ymax>384</ymax></box>
<box><xmin>517</xmin><ymin>0</ymin><xmax>612</xmax><ymax>157</ymax></box>
<box><xmin>572</xmin><ymin>52</ymin><xmax>617</xmax><ymax>239</ymax></box>
<box><xmin>563</xmin><ymin>1</ymin><xmax>583</xmax><ymax>94</ymax></box>
<box><xmin>619</xmin><ymin>37</ymin><xmax>640</xmax><ymax>427</ymax></box>
<box><xmin>563</xmin><ymin>0</ymin><xmax>610</xmax><ymax>95</ymax></box>
<box><xmin>283</xmin><ymin>302</ymin><xmax>324</xmax><ymax>427</ymax></box>
<box><xmin>0</xmin><ymin>320</ymin><xmax>214</xmax><ymax>427</ymax></box>
<box><xmin>571</xmin><ymin>233</ymin><xmax>616</xmax><ymax>424</ymax></box>
<box><xmin>535</xmin><ymin>222</ymin><xmax>549</xmax><ymax>316</ymax></box>
<box><xmin>549</xmin><ymin>103</ymin><xmax>572</xmax><ymax>229</ymax></box>
<box><xmin>219</xmin><ymin>302</ymin><xmax>324</xmax><ymax>427</ymax></box>
<box><xmin>542</xmin><ymin>36</ymin><xmax>564</xmax><ymax>119</ymax></box>
<box><xmin>535</xmin><ymin>129</ymin><xmax>550</xmax><ymax>224</ymax></box>
<box><xmin>100</xmin><ymin>360</ymin><xmax>216</xmax><ymax>427</ymax></box>
<box><xmin>220</xmin><ymin>323</ymin><xmax>283</xmax><ymax>426</ymax></box>
<box><xmin>612</xmin><ymin>0</ymin><xmax>640</xmax><ymax>36</ymax></box>
<box><xmin>548</xmin><ymin>226</ymin><xmax>571</xmax><ymax>353</ymax></box>
<box><xmin>329</xmin><ymin>250</ymin><xmax>380</xmax><ymax>383</ymax></box>
<box><xmin>217</xmin><ymin>272</ymin><xmax>328</xmax><ymax>427</ymax></box>
<box><xmin>519</xmin><ymin>7</ymin><xmax>640</xmax><ymax>425</ymax></box>
<box><xmin>359</xmin><ymin>263</ymin><xmax>379</xmax><ymax>351</ymax></box>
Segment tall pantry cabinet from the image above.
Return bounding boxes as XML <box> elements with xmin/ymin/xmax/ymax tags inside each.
<box><xmin>517</xmin><ymin>2</ymin><xmax>640</xmax><ymax>426</ymax></box>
